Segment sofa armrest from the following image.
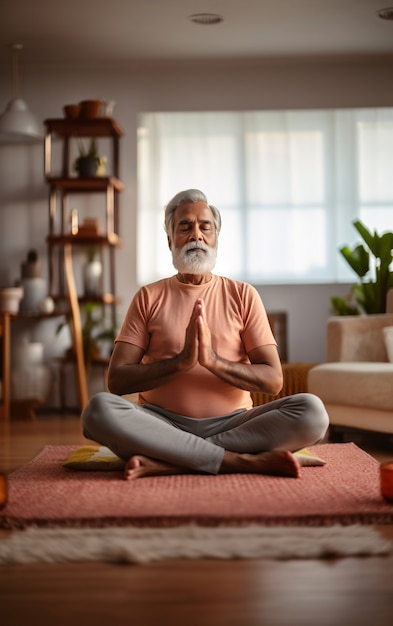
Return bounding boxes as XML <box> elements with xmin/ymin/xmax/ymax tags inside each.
<box><xmin>326</xmin><ymin>314</ymin><xmax>393</xmax><ymax>362</ymax></box>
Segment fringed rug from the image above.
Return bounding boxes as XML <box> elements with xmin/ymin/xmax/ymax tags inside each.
<box><xmin>1</xmin><ymin>442</ymin><xmax>393</xmax><ymax>530</ymax></box>
<box><xmin>0</xmin><ymin>524</ymin><xmax>390</xmax><ymax>565</ymax></box>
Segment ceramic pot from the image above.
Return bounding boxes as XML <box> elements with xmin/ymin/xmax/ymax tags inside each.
<box><xmin>19</xmin><ymin>278</ymin><xmax>46</xmax><ymax>313</ymax></box>
<box><xmin>0</xmin><ymin>287</ymin><xmax>23</xmax><ymax>314</ymax></box>
<box><xmin>10</xmin><ymin>365</ymin><xmax>52</xmax><ymax>402</ymax></box>
<box><xmin>76</xmin><ymin>156</ymin><xmax>99</xmax><ymax>178</ymax></box>
<box><xmin>11</xmin><ymin>340</ymin><xmax>52</xmax><ymax>402</ymax></box>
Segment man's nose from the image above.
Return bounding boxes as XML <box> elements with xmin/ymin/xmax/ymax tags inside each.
<box><xmin>189</xmin><ymin>225</ymin><xmax>203</xmax><ymax>241</ymax></box>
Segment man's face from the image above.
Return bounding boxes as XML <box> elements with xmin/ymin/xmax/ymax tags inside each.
<box><xmin>169</xmin><ymin>201</ymin><xmax>218</xmax><ymax>274</ymax></box>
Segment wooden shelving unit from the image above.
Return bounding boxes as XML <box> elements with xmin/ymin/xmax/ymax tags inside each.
<box><xmin>44</xmin><ymin>117</ymin><xmax>124</xmax><ymax>321</ymax></box>
<box><xmin>43</xmin><ymin>118</ymin><xmax>125</xmax><ymax>409</ymax></box>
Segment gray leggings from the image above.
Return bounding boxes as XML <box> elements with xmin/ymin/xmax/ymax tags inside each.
<box><xmin>81</xmin><ymin>392</ymin><xmax>329</xmax><ymax>474</ymax></box>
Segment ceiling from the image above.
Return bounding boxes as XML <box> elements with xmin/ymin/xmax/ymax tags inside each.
<box><xmin>1</xmin><ymin>0</ymin><xmax>393</xmax><ymax>67</ymax></box>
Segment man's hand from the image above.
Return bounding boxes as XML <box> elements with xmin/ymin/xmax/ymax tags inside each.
<box><xmin>177</xmin><ymin>298</ymin><xmax>202</xmax><ymax>370</ymax></box>
<box><xmin>179</xmin><ymin>298</ymin><xmax>216</xmax><ymax>371</ymax></box>
<box><xmin>196</xmin><ymin>298</ymin><xmax>216</xmax><ymax>369</ymax></box>
<box><xmin>192</xmin><ymin>298</ymin><xmax>283</xmax><ymax>395</ymax></box>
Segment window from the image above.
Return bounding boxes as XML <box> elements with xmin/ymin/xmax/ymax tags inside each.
<box><xmin>137</xmin><ymin>109</ymin><xmax>393</xmax><ymax>285</ymax></box>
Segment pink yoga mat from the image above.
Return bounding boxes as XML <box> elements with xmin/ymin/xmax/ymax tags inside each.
<box><xmin>1</xmin><ymin>443</ymin><xmax>393</xmax><ymax>529</ymax></box>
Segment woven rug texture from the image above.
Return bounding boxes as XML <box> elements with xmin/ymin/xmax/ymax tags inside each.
<box><xmin>1</xmin><ymin>442</ymin><xmax>393</xmax><ymax>529</ymax></box>
<box><xmin>0</xmin><ymin>524</ymin><xmax>391</xmax><ymax>565</ymax></box>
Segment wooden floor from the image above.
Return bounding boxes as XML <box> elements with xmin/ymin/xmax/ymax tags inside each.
<box><xmin>1</xmin><ymin>414</ymin><xmax>393</xmax><ymax>626</ymax></box>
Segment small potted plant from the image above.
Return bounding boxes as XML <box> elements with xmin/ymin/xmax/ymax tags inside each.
<box><xmin>74</xmin><ymin>139</ymin><xmax>107</xmax><ymax>178</ymax></box>
<box><xmin>21</xmin><ymin>249</ymin><xmax>41</xmax><ymax>279</ymax></box>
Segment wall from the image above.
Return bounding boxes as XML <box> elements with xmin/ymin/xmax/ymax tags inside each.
<box><xmin>1</xmin><ymin>56</ymin><xmax>393</xmax><ymax>402</ymax></box>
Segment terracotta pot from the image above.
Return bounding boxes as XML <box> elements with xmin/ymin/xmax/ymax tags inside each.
<box><xmin>0</xmin><ymin>474</ymin><xmax>7</xmax><ymax>509</ymax></box>
<box><xmin>79</xmin><ymin>100</ymin><xmax>102</xmax><ymax>119</ymax></box>
<box><xmin>380</xmin><ymin>462</ymin><xmax>393</xmax><ymax>502</ymax></box>
<box><xmin>63</xmin><ymin>104</ymin><xmax>81</xmax><ymax>119</ymax></box>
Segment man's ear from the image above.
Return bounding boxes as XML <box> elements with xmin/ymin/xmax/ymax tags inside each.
<box><xmin>167</xmin><ymin>235</ymin><xmax>172</xmax><ymax>250</ymax></box>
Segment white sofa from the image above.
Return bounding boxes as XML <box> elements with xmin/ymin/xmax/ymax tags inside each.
<box><xmin>308</xmin><ymin>294</ymin><xmax>393</xmax><ymax>435</ymax></box>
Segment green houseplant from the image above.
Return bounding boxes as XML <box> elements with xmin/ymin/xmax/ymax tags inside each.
<box><xmin>56</xmin><ymin>302</ymin><xmax>116</xmax><ymax>369</ymax></box>
<box><xmin>331</xmin><ymin>220</ymin><xmax>393</xmax><ymax>315</ymax></box>
<box><xmin>79</xmin><ymin>302</ymin><xmax>115</xmax><ymax>366</ymax></box>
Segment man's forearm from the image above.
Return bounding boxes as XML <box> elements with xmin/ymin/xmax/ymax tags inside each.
<box><xmin>203</xmin><ymin>356</ymin><xmax>283</xmax><ymax>396</ymax></box>
<box><xmin>107</xmin><ymin>354</ymin><xmax>187</xmax><ymax>396</ymax></box>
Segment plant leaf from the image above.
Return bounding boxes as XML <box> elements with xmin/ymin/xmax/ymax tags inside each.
<box><xmin>340</xmin><ymin>244</ymin><xmax>369</xmax><ymax>278</ymax></box>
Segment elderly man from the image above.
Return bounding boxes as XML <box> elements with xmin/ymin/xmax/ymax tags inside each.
<box><xmin>82</xmin><ymin>189</ymin><xmax>329</xmax><ymax>479</ymax></box>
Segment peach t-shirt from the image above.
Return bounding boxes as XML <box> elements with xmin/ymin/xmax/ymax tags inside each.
<box><xmin>115</xmin><ymin>275</ymin><xmax>276</xmax><ymax>418</ymax></box>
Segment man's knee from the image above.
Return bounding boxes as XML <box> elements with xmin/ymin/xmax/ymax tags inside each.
<box><xmin>284</xmin><ymin>392</ymin><xmax>329</xmax><ymax>441</ymax></box>
<box><xmin>297</xmin><ymin>393</ymin><xmax>329</xmax><ymax>440</ymax></box>
<box><xmin>81</xmin><ymin>391</ymin><xmax>113</xmax><ymax>434</ymax></box>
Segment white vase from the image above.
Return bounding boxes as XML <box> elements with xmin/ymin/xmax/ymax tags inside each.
<box><xmin>10</xmin><ymin>365</ymin><xmax>52</xmax><ymax>402</ymax></box>
<box><xmin>83</xmin><ymin>260</ymin><xmax>102</xmax><ymax>297</ymax></box>
<box><xmin>11</xmin><ymin>341</ymin><xmax>52</xmax><ymax>402</ymax></box>
<box><xmin>19</xmin><ymin>278</ymin><xmax>46</xmax><ymax>313</ymax></box>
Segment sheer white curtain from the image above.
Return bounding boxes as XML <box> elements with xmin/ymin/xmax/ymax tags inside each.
<box><xmin>137</xmin><ymin>108</ymin><xmax>393</xmax><ymax>285</ymax></box>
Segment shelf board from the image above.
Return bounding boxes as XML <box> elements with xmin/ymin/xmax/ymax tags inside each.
<box><xmin>14</xmin><ymin>310</ymin><xmax>67</xmax><ymax>320</ymax></box>
<box><xmin>52</xmin><ymin>294</ymin><xmax>120</xmax><ymax>306</ymax></box>
<box><xmin>58</xmin><ymin>355</ymin><xmax>110</xmax><ymax>367</ymax></box>
<box><xmin>46</xmin><ymin>175</ymin><xmax>125</xmax><ymax>193</ymax></box>
<box><xmin>44</xmin><ymin>118</ymin><xmax>124</xmax><ymax>138</ymax></box>
<box><xmin>47</xmin><ymin>233</ymin><xmax>122</xmax><ymax>246</ymax></box>
<box><xmin>79</xmin><ymin>294</ymin><xmax>120</xmax><ymax>305</ymax></box>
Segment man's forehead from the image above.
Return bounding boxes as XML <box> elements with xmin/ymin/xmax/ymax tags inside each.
<box><xmin>174</xmin><ymin>201</ymin><xmax>213</xmax><ymax>222</ymax></box>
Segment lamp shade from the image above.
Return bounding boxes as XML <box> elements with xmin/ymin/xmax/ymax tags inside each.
<box><xmin>0</xmin><ymin>97</ymin><xmax>43</xmax><ymax>143</ymax></box>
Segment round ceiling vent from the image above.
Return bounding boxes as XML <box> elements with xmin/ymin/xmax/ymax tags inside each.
<box><xmin>189</xmin><ymin>13</ymin><xmax>224</xmax><ymax>25</ymax></box>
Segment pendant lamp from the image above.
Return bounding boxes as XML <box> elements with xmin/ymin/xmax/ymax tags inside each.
<box><xmin>0</xmin><ymin>44</ymin><xmax>43</xmax><ymax>143</ymax></box>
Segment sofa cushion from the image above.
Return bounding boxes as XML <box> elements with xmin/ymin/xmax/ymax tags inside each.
<box><xmin>308</xmin><ymin>362</ymin><xmax>393</xmax><ymax>411</ymax></box>
<box><xmin>326</xmin><ymin>315</ymin><xmax>393</xmax><ymax>362</ymax></box>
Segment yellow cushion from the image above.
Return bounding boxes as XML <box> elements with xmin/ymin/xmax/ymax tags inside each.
<box><xmin>63</xmin><ymin>446</ymin><xmax>125</xmax><ymax>471</ymax></box>
<box><xmin>63</xmin><ymin>445</ymin><xmax>325</xmax><ymax>471</ymax></box>
<box><xmin>294</xmin><ymin>448</ymin><xmax>326</xmax><ymax>466</ymax></box>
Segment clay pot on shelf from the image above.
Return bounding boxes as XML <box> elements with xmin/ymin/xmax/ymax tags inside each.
<box><xmin>63</xmin><ymin>103</ymin><xmax>81</xmax><ymax>119</ymax></box>
<box><xmin>79</xmin><ymin>99</ymin><xmax>102</xmax><ymax>119</ymax></box>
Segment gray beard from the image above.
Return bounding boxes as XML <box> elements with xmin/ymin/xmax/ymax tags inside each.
<box><xmin>172</xmin><ymin>242</ymin><xmax>217</xmax><ymax>275</ymax></box>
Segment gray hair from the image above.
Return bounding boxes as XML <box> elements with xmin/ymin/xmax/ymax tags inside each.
<box><xmin>164</xmin><ymin>189</ymin><xmax>222</xmax><ymax>237</ymax></box>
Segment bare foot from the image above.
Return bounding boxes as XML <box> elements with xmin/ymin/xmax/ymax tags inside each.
<box><xmin>220</xmin><ymin>450</ymin><xmax>300</xmax><ymax>478</ymax></box>
<box><xmin>124</xmin><ymin>450</ymin><xmax>300</xmax><ymax>480</ymax></box>
<box><xmin>124</xmin><ymin>455</ymin><xmax>189</xmax><ymax>481</ymax></box>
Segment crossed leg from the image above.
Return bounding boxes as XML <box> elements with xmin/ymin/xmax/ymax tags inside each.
<box><xmin>82</xmin><ymin>392</ymin><xmax>328</xmax><ymax>482</ymax></box>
